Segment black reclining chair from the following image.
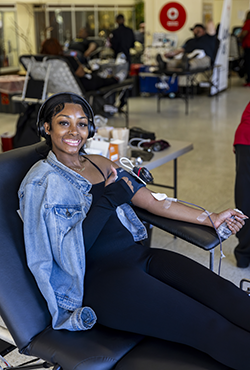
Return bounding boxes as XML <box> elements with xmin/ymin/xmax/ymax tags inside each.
<box><xmin>156</xmin><ymin>38</ymin><xmax>221</xmax><ymax>115</ymax></box>
<box><xmin>17</xmin><ymin>55</ymin><xmax>133</xmax><ymax>127</ymax></box>
<box><xmin>0</xmin><ymin>142</ymin><xmax>230</xmax><ymax>370</ymax></box>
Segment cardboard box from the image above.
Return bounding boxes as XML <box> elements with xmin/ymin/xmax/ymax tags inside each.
<box><xmin>111</xmin><ymin>128</ymin><xmax>129</xmax><ymax>158</ymax></box>
<box><xmin>109</xmin><ymin>142</ymin><xmax>119</xmax><ymax>162</ymax></box>
<box><xmin>109</xmin><ymin>139</ymin><xmax>125</xmax><ymax>162</ymax></box>
<box><xmin>97</xmin><ymin>126</ymin><xmax>113</xmax><ymax>140</ymax></box>
<box><xmin>85</xmin><ymin>139</ymin><xmax>110</xmax><ymax>157</ymax></box>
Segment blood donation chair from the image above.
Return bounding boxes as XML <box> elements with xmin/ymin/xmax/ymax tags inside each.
<box><xmin>0</xmin><ymin>142</ymin><xmax>230</xmax><ymax>370</ymax></box>
<box><xmin>156</xmin><ymin>38</ymin><xmax>221</xmax><ymax>115</ymax></box>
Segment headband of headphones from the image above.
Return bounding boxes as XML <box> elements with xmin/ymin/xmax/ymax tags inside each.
<box><xmin>36</xmin><ymin>92</ymin><xmax>96</xmax><ymax>139</ymax></box>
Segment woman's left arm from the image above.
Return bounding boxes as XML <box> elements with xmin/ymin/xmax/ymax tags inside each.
<box><xmin>96</xmin><ymin>158</ymin><xmax>247</xmax><ymax>233</ymax></box>
<box><xmin>131</xmin><ymin>187</ymin><xmax>247</xmax><ymax>234</ymax></box>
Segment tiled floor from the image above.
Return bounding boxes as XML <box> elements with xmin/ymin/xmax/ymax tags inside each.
<box><xmin>0</xmin><ymin>75</ymin><xmax>250</xmax><ymax>366</ymax></box>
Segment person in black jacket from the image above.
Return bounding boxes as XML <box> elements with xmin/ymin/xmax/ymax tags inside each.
<box><xmin>109</xmin><ymin>14</ymin><xmax>135</xmax><ymax>65</ymax></box>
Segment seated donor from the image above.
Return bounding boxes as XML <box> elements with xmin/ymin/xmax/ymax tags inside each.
<box><xmin>40</xmin><ymin>38</ymin><xmax>123</xmax><ymax>92</ymax></box>
<box><xmin>157</xmin><ymin>21</ymin><xmax>218</xmax><ymax>71</ymax></box>
<box><xmin>19</xmin><ymin>92</ymin><xmax>249</xmax><ymax>370</ymax></box>
<box><xmin>68</xmin><ymin>27</ymin><xmax>97</xmax><ymax>63</ymax></box>
<box><xmin>233</xmin><ymin>101</ymin><xmax>250</xmax><ymax>267</ymax></box>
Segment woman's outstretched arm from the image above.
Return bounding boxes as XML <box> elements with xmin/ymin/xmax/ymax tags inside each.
<box><xmin>130</xmin><ymin>187</ymin><xmax>247</xmax><ymax>234</ymax></box>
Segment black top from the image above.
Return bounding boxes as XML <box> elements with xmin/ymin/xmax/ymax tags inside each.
<box><xmin>110</xmin><ymin>24</ymin><xmax>135</xmax><ymax>63</ymax></box>
<box><xmin>182</xmin><ymin>34</ymin><xmax>218</xmax><ymax>63</ymax></box>
<box><xmin>68</xmin><ymin>38</ymin><xmax>92</xmax><ymax>54</ymax></box>
<box><xmin>83</xmin><ymin>181</ymin><xmax>136</xmax><ymax>264</ymax></box>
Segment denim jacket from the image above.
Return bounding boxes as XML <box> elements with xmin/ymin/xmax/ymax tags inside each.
<box><xmin>18</xmin><ymin>151</ymin><xmax>147</xmax><ymax>331</ymax></box>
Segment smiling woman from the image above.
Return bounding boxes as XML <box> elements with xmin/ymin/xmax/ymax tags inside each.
<box><xmin>43</xmin><ymin>103</ymin><xmax>89</xmax><ymax>168</ymax></box>
<box><xmin>17</xmin><ymin>92</ymin><xmax>250</xmax><ymax>370</ymax></box>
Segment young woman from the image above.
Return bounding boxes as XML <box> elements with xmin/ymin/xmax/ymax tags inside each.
<box><xmin>19</xmin><ymin>92</ymin><xmax>249</xmax><ymax>370</ymax></box>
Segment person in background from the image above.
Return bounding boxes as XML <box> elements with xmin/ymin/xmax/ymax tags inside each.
<box><xmin>238</xmin><ymin>11</ymin><xmax>250</xmax><ymax>86</ymax></box>
<box><xmin>157</xmin><ymin>21</ymin><xmax>218</xmax><ymax>71</ymax></box>
<box><xmin>134</xmin><ymin>22</ymin><xmax>145</xmax><ymax>46</ymax></box>
<box><xmin>40</xmin><ymin>38</ymin><xmax>122</xmax><ymax>92</ymax></box>
<box><xmin>233</xmin><ymin>102</ymin><xmax>250</xmax><ymax>267</ymax></box>
<box><xmin>68</xmin><ymin>27</ymin><xmax>97</xmax><ymax>64</ymax></box>
<box><xmin>40</xmin><ymin>37</ymin><xmax>64</xmax><ymax>56</ymax></box>
<box><xmin>109</xmin><ymin>14</ymin><xmax>135</xmax><ymax>65</ymax></box>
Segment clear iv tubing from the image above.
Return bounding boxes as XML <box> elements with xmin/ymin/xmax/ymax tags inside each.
<box><xmin>120</xmin><ymin>157</ymin><xmax>225</xmax><ymax>275</ymax></box>
<box><xmin>0</xmin><ymin>354</ymin><xmax>11</xmax><ymax>368</ymax></box>
<box><xmin>176</xmin><ymin>199</ymin><xmax>224</xmax><ymax>275</ymax></box>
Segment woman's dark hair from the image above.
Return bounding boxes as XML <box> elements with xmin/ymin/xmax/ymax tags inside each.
<box><xmin>39</xmin><ymin>93</ymin><xmax>91</xmax><ymax>148</ymax></box>
<box><xmin>40</xmin><ymin>38</ymin><xmax>63</xmax><ymax>55</ymax></box>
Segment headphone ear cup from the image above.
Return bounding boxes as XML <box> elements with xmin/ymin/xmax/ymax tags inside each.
<box><xmin>40</xmin><ymin>125</ymin><xmax>47</xmax><ymax>138</ymax></box>
<box><xmin>88</xmin><ymin>120</ymin><xmax>96</xmax><ymax>138</ymax></box>
<box><xmin>37</xmin><ymin>118</ymin><xmax>47</xmax><ymax>138</ymax></box>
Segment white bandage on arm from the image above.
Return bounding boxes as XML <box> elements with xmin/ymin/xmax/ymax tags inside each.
<box><xmin>197</xmin><ymin>210</ymin><xmax>212</xmax><ymax>222</ymax></box>
<box><xmin>151</xmin><ymin>193</ymin><xmax>177</xmax><ymax>210</ymax></box>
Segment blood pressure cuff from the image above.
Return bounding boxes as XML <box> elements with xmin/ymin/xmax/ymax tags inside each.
<box><xmin>116</xmin><ymin>167</ymin><xmax>146</xmax><ymax>193</ymax></box>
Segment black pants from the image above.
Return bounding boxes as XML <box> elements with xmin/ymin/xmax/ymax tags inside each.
<box><xmin>84</xmin><ymin>245</ymin><xmax>250</xmax><ymax>370</ymax></box>
<box><xmin>244</xmin><ymin>47</ymin><xmax>250</xmax><ymax>83</ymax></box>
<box><xmin>234</xmin><ymin>144</ymin><xmax>250</xmax><ymax>261</ymax></box>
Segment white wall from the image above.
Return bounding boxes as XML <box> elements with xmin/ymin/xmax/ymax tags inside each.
<box><xmin>144</xmin><ymin>0</ymin><xmax>250</xmax><ymax>48</ymax></box>
<box><xmin>214</xmin><ymin>0</ymin><xmax>250</xmax><ymax>30</ymax></box>
<box><xmin>145</xmin><ymin>0</ymin><xmax>203</xmax><ymax>47</ymax></box>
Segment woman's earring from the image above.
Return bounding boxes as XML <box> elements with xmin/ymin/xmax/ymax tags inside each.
<box><xmin>43</xmin><ymin>122</ymin><xmax>51</xmax><ymax>136</ymax></box>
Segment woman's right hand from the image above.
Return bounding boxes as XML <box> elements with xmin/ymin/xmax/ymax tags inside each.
<box><xmin>105</xmin><ymin>166</ymin><xmax>134</xmax><ymax>193</ymax></box>
<box><xmin>105</xmin><ymin>166</ymin><xmax>117</xmax><ymax>187</ymax></box>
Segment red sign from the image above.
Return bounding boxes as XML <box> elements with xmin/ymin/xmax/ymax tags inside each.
<box><xmin>159</xmin><ymin>2</ymin><xmax>187</xmax><ymax>32</ymax></box>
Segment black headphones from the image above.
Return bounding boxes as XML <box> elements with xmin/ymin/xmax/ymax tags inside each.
<box><xmin>36</xmin><ymin>92</ymin><xmax>96</xmax><ymax>139</ymax></box>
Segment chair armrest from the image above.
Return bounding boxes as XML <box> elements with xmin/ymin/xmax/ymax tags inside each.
<box><xmin>133</xmin><ymin>206</ymin><xmax>220</xmax><ymax>251</ymax></box>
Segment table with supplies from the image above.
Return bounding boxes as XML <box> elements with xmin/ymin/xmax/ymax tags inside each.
<box><xmin>138</xmin><ymin>139</ymin><xmax>193</xmax><ymax>199</ymax></box>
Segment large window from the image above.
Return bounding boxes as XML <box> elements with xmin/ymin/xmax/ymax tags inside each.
<box><xmin>34</xmin><ymin>5</ymin><xmax>135</xmax><ymax>53</ymax></box>
<box><xmin>49</xmin><ymin>10</ymin><xmax>72</xmax><ymax>47</ymax></box>
<box><xmin>34</xmin><ymin>8</ymin><xmax>46</xmax><ymax>53</ymax></box>
<box><xmin>0</xmin><ymin>9</ymin><xmax>19</xmax><ymax>69</ymax></box>
<box><xmin>98</xmin><ymin>10</ymin><xmax>115</xmax><ymax>38</ymax></box>
<box><xmin>75</xmin><ymin>10</ymin><xmax>95</xmax><ymax>37</ymax></box>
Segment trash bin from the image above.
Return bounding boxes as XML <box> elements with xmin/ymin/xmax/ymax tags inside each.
<box><xmin>1</xmin><ymin>132</ymin><xmax>14</xmax><ymax>152</ymax></box>
<box><xmin>0</xmin><ymin>75</ymin><xmax>25</xmax><ymax>114</ymax></box>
